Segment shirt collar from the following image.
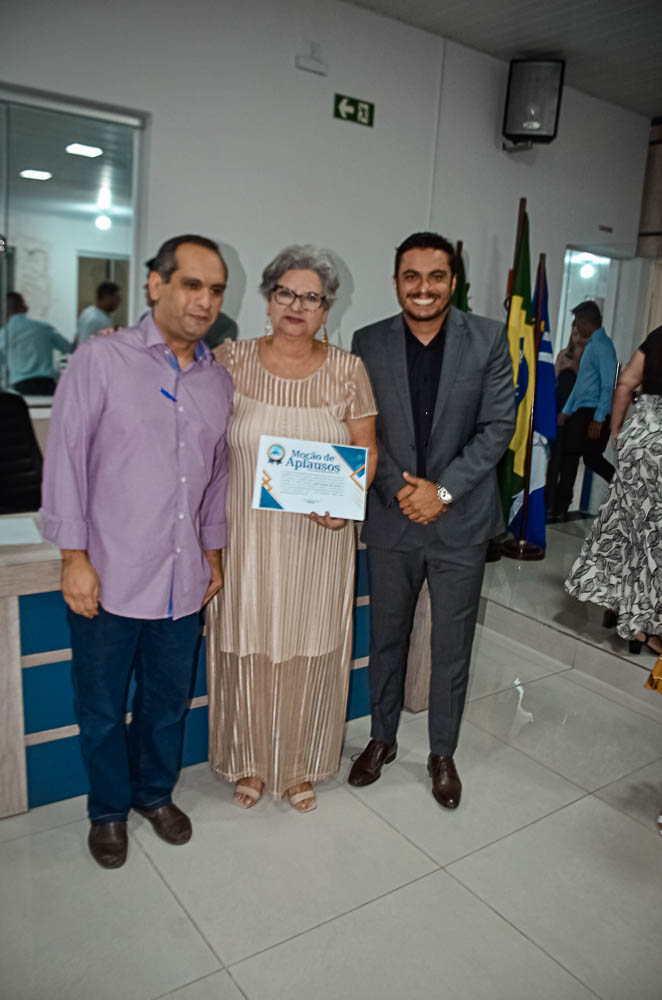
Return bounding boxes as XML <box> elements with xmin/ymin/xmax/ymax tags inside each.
<box><xmin>137</xmin><ymin>311</ymin><xmax>213</xmax><ymax>366</ymax></box>
<box><xmin>403</xmin><ymin>314</ymin><xmax>448</xmax><ymax>348</ymax></box>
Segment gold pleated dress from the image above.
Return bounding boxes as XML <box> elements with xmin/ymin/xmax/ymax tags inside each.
<box><xmin>206</xmin><ymin>338</ymin><xmax>377</xmax><ymax>797</ymax></box>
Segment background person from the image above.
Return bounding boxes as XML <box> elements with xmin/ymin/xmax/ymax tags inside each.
<box><xmin>76</xmin><ymin>280</ymin><xmax>121</xmax><ymax>345</ymax></box>
<box><xmin>0</xmin><ymin>292</ymin><xmax>72</xmax><ymax>394</ymax></box>
<box><xmin>40</xmin><ymin>235</ymin><xmax>232</xmax><ymax>869</ymax></box>
<box><xmin>565</xmin><ymin>325</ymin><xmax>662</xmax><ymax>659</ymax></box>
<box><xmin>545</xmin><ymin>314</ymin><xmax>592</xmax><ymax>516</ymax></box>
<box><xmin>549</xmin><ymin>300</ymin><xmax>617</xmax><ymax>521</ymax></box>
<box><xmin>206</xmin><ymin>244</ymin><xmax>377</xmax><ymax>813</ymax></box>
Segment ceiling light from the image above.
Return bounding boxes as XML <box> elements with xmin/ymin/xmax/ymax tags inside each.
<box><xmin>580</xmin><ymin>264</ymin><xmax>595</xmax><ymax>279</ymax></box>
<box><xmin>20</xmin><ymin>169</ymin><xmax>52</xmax><ymax>180</ymax></box>
<box><xmin>95</xmin><ymin>215</ymin><xmax>112</xmax><ymax>231</ymax></box>
<box><xmin>66</xmin><ymin>142</ymin><xmax>103</xmax><ymax>158</ymax></box>
<box><xmin>97</xmin><ymin>185</ymin><xmax>111</xmax><ymax>209</ymax></box>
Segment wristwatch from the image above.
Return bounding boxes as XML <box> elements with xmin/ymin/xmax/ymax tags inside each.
<box><xmin>435</xmin><ymin>483</ymin><xmax>453</xmax><ymax>505</ymax></box>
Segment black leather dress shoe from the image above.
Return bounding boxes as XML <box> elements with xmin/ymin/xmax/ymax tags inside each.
<box><xmin>88</xmin><ymin>821</ymin><xmax>128</xmax><ymax>869</ymax></box>
<box><xmin>134</xmin><ymin>803</ymin><xmax>192</xmax><ymax>845</ymax></box>
<box><xmin>428</xmin><ymin>754</ymin><xmax>462</xmax><ymax>809</ymax></box>
<box><xmin>348</xmin><ymin>739</ymin><xmax>397</xmax><ymax>787</ymax></box>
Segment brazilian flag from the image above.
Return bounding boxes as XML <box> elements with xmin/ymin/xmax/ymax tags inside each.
<box><xmin>498</xmin><ymin>212</ymin><xmax>535</xmax><ymax>522</ymax></box>
<box><xmin>450</xmin><ymin>249</ymin><xmax>470</xmax><ymax>312</ymax></box>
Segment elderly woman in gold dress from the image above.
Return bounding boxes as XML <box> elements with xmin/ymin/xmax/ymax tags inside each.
<box><xmin>207</xmin><ymin>245</ymin><xmax>377</xmax><ymax>812</ymax></box>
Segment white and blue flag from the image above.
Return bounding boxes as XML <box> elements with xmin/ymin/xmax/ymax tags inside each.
<box><xmin>509</xmin><ymin>259</ymin><xmax>557</xmax><ymax>549</ymax></box>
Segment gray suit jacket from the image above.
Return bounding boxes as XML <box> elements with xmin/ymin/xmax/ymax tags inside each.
<box><xmin>352</xmin><ymin>307</ymin><xmax>515</xmax><ymax>550</ymax></box>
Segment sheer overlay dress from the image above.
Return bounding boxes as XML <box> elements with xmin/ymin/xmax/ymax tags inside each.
<box><xmin>206</xmin><ymin>338</ymin><xmax>377</xmax><ymax>796</ymax></box>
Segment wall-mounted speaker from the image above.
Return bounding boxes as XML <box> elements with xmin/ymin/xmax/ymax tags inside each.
<box><xmin>502</xmin><ymin>59</ymin><xmax>565</xmax><ymax>145</ymax></box>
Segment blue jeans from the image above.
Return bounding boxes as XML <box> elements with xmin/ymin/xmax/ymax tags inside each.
<box><xmin>68</xmin><ymin>607</ymin><xmax>202</xmax><ymax>823</ymax></box>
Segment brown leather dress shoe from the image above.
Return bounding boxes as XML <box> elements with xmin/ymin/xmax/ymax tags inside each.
<box><xmin>428</xmin><ymin>754</ymin><xmax>462</xmax><ymax>809</ymax></box>
<box><xmin>134</xmin><ymin>803</ymin><xmax>192</xmax><ymax>845</ymax></box>
<box><xmin>348</xmin><ymin>739</ymin><xmax>397</xmax><ymax>787</ymax></box>
<box><xmin>88</xmin><ymin>821</ymin><xmax>128</xmax><ymax>869</ymax></box>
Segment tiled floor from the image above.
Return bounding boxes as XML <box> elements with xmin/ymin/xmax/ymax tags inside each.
<box><xmin>2</xmin><ymin>613</ymin><xmax>662</xmax><ymax>1000</ymax></box>
<box><xmin>482</xmin><ymin>518</ymin><xmax>647</xmax><ymax>666</ymax></box>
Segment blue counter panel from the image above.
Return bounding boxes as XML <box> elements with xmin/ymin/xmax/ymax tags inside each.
<box><xmin>355</xmin><ymin>548</ymin><xmax>369</xmax><ymax>598</ymax></box>
<box><xmin>26</xmin><ymin>703</ymin><xmax>212</xmax><ymax>808</ymax></box>
<box><xmin>26</xmin><ymin>735</ymin><xmax>88</xmax><ymax>809</ymax></box>
<box><xmin>191</xmin><ymin>642</ymin><xmax>208</xmax><ymax>698</ymax></box>
<box><xmin>182</xmin><ymin>705</ymin><xmax>209</xmax><ymax>768</ymax></box>
<box><xmin>351</xmin><ymin>604</ymin><xmax>370</xmax><ymax>661</ymax></box>
<box><xmin>19</xmin><ymin>591</ymin><xmax>70</xmax><ymax>655</ymax></box>
<box><xmin>346</xmin><ymin>666</ymin><xmax>370</xmax><ymax>721</ymax></box>
<box><xmin>23</xmin><ymin>660</ymin><xmax>75</xmax><ymax>734</ymax></box>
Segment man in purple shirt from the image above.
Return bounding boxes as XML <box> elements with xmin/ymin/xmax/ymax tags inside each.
<box><xmin>41</xmin><ymin>235</ymin><xmax>233</xmax><ymax>869</ymax></box>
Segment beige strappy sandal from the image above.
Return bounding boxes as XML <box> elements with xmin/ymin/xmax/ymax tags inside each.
<box><xmin>233</xmin><ymin>781</ymin><xmax>263</xmax><ymax>809</ymax></box>
<box><xmin>286</xmin><ymin>784</ymin><xmax>317</xmax><ymax>813</ymax></box>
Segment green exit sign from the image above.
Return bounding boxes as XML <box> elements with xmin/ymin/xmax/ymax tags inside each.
<box><xmin>333</xmin><ymin>93</ymin><xmax>375</xmax><ymax>128</ymax></box>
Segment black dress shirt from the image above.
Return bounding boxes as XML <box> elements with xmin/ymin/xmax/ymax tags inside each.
<box><xmin>405</xmin><ymin>319</ymin><xmax>447</xmax><ymax>478</ymax></box>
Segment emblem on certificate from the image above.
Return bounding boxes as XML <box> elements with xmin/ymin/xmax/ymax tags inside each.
<box><xmin>252</xmin><ymin>435</ymin><xmax>368</xmax><ymax>520</ymax></box>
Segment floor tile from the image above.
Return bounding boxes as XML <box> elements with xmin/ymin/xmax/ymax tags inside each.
<box><xmin>0</xmin><ymin>793</ymin><xmax>87</xmax><ymax>844</ymax></box>
<box><xmin>164</xmin><ymin>971</ymin><xmax>245</xmax><ymax>999</ymax></box>
<box><xmin>481</xmin><ymin>598</ymin><xmax>578</xmax><ymax>666</ymax></box>
<box><xmin>0</xmin><ymin>821</ymin><xmax>220</xmax><ymax>1000</ymax></box>
<box><xmin>465</xmin><ymin>671</ymin><xmax>662</xmax><ymax>790</ymax></box>
<box><xmin>342</xmin><ymin>718</ymin><xmax>584</xmax><ymax>866</ymax></box>
<box><xmin>231</xmin><ymin>871</ymin><xmax>595</xmax><ymax>1000</ymax></box>
<box><xmin>565</xmin><ymin>652</ymin><xmax>662</xmax><ymax>726</ymax></box>
<box><xmin>131</xmin><ymin>776</ymin><xmax>436</xmax><ymax>966</ymax></box>
<box><xmin>468</xmin><ymin>626</ymin><xmax>570</xmax><ymax>702</ymax></box>
<box><xmin>594</xmin><ymin>759</ymin><xmax>662</xmax><ymax>834</ymax></box>
<box><xmin>449</xmin><ymin>796</ymin><xmax>662</xmax><ymax>1000</ymax></box>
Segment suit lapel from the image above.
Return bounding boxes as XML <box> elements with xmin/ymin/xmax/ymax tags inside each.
<box><xmin>429</xmin><ymin>307</ymin><xmax>465</xmax><ymax>439</ymax></box>
<box><xmin>389</xmin><ymin>315</ymin><xmax>415</xmax><ymax>438</ymax></box>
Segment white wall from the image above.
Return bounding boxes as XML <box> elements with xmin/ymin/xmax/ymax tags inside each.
<box><xmin>0</xmin><ymin>0</ymin><xmax>651</xmax><ymax>349</ymax></box>
<box><xmin>431</xmin><ymin>41</ymin><xmax>650</xmax><ymax>343</ymax></box>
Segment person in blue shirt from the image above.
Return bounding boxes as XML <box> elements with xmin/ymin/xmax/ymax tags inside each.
<box><xmin>0</xmin><ymin>292</ymin><xmax>73</xmax><ymax>395</ymax></box>
<box><xmin>76</xmin><ymin>281</ymin><xmax>121</xmax><ymax>345</ymax></box>
<box><xmin>549</xmin><ymin>300</ymin><xmax>618</xmax><ymax>521</ymax></box>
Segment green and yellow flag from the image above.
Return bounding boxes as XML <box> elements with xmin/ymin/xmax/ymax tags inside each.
<box><xmin>450</xmin><ymin>248</ymin><xmax>471</xmax><ymax>312</ymax></box>
<box><xmin>498</xmin><ymin>211</ymin><xmax>536</xmax><ymax>521</ymax></box>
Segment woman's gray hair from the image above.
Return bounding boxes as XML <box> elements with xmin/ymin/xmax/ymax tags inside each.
<box><xmin>259</xmin><ymin>244</ymin><xmax>340</xmax><ymax>307</ymax></box>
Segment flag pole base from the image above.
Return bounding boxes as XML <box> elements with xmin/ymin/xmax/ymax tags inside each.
<box><xmin>501</xmin><ymin>538</ymin><xmax>545</xmax><ymax>561</ymax></box>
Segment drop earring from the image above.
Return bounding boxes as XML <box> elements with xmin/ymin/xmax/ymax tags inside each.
<box><xmin>264</xmin><ymin>317</ymin><xmax>273</xmax><ymax>338</ymax></box>
<box><xmin>322</xmin><ymin>326</ymin><xmax>328</xmax><ymax>347</ymax></box>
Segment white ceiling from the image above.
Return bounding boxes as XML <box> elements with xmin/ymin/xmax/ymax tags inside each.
<box><xmin>345</xmin><ymin>0</ymin><xmax>662</xmax><ymax>119</ymax></box>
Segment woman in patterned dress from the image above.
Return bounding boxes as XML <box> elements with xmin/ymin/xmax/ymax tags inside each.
<box><xmin>565</xmin><ymin>326</ymin><xmax>662</xmax><ymax>660</ymax></box>
<box><xmin>206</xmin><ymin>246</ymin><xmax>377</xmax><ymax>812</ymax></box>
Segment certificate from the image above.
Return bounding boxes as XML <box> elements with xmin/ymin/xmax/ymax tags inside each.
<box><xmin>252</xmin><ymin>435</ymin><xmax>368</xmax><ymax>520</ymax></box>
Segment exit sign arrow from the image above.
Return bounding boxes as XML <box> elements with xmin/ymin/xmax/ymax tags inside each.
<box><xmin>333</xmin><ymin>93</ymin><xmax>375</xmax><ymax>128</ymax></box>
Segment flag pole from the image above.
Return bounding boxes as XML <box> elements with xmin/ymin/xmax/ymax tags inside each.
<box><xmin>502</xmin><ymin>252</ymin><xmax>546</xmax><ymax>561</ymax></box>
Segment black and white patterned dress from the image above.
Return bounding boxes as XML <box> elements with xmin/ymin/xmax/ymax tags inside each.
<box><xmin>565</xmin><ymin>328</ymin><xmax>662</xmax><ymax>640</ymax></box>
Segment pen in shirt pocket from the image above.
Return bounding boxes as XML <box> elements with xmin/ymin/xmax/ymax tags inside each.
<box><xmin>160</xmin><ymin>388</ymin><xmax>177</xmax><ymax>402</ymax></box>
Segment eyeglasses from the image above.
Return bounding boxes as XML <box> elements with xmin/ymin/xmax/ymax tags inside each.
<box><xmin>271</xmin><ymin>285</ymin><xmax>327</xmax><ymax>311</ymax></box>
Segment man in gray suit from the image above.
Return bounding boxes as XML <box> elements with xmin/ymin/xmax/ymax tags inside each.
<box><xmin>349</xmin><ymin>232</ymin><xmax>515</xmax><ymax>808</ymax></box>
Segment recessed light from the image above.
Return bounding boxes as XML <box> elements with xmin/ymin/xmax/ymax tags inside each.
<box><xmin>66</xmin><ymin>143</ymin><xmax>103</xmax><ymax>158</ymax></box>
<box><xmin>95</xmin><ymin>215</ymin><xmax>112</xmax><ymax>231</ymax></box>
<box><xmin>20</xmin><ymin>169</ymin><xmax>52</xmax><ymax>180</ymax></box>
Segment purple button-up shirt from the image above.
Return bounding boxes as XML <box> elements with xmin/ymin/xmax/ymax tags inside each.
<box><xmin>40</xmin><ymin>314</ymin><xmax>233</xmax><ymax>620</ymax></box>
